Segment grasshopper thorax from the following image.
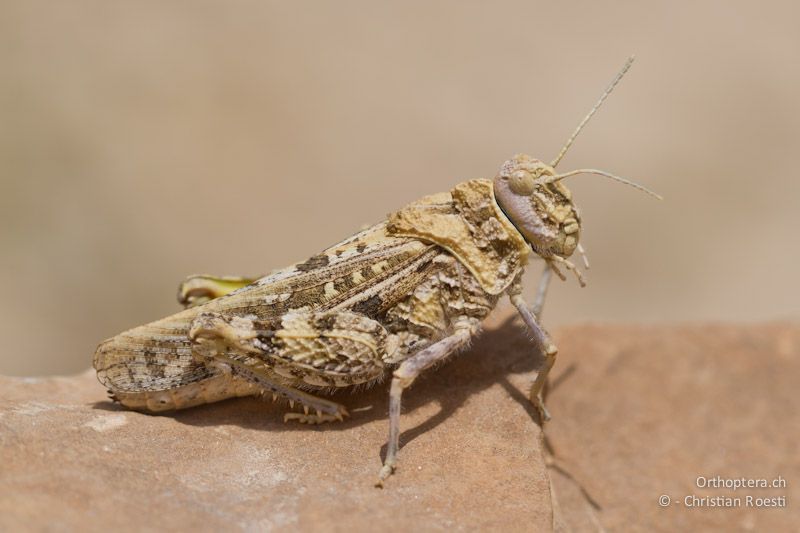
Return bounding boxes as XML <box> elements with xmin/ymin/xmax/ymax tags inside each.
<box><xmin>493</xmin><ymin>154</ymin><xmax>581</xmax><ymax>260</ymax></box>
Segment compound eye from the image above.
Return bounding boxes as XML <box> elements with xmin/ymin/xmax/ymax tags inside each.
<box><xmin>508</xmin><ymin>170</ymin><xmax>535</xmax><ymax>196</ymax></box>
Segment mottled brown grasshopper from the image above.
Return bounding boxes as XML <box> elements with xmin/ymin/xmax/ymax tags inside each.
<box><xmin>94</xmin><ymin>57</ymin><xmax>660</xmax><ymax>486</ymax></box>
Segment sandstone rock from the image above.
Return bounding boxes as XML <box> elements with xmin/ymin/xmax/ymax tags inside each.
<box><xmin>1</xmin><ymin>313</ymin><xmax>797</xmax><ymax>531</ymax></box>
<box><xmin>546</xmin><ymin>322</ymin><xmax>799</xmax><ymax>532</ymax></box>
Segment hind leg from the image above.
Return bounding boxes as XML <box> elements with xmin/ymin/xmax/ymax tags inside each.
<box><xmin>188</xmin><ymin>309</ymin><xmax>393</xmax><ymax>424</ymax></box>
<box><xmin>177</xmin><ymin>274</ymin><xmax>260</xmax><ymax>308</ymax></box>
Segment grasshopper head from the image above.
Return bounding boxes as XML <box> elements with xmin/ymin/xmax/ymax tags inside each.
<box><xmin>493</xmin><ymin>154</ymin><xmax>661</xmax><ymax>261</ymax></box>
<box><xmin>493</xmin><ymin>154</ymin><xmax>581</xmax><ymax>259</ymax></box>
<box><xmin>493</xmin><ymin>57</ymin><xmax>662</xmax><ymax>268</ymax></box>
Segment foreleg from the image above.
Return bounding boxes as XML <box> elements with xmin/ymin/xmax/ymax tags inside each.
<box><xmin>532</xmin><ymin>264</ymin><xmax>553</xmax><ymax>317</ymax></box>
<box><xmin>509</xmin><ymin>292</ymin><xmax>558</xmax><ymax>423</ymax></box>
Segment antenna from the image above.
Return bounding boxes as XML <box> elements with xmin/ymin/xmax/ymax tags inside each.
<box><xmin>550</xmin><ymin>55</ymin><xmax>635</xmax><ymax>168</ymax></box>
<box><xmin>542</xmin><ymin>168</ymin><xmax>663</xmax><ymax>199</ymax></box>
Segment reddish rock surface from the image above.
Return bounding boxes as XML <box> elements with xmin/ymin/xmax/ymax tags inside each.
<box><xmin>1</xmin><ymin>313</ymin><xmax>797</xmax><ymax>532</ymax></box>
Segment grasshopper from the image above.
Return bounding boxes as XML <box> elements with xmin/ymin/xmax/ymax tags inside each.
<box><xmin>93</xmin><ymin>57</ymin><xmax>660</xmax><ymax>486</ymax></box>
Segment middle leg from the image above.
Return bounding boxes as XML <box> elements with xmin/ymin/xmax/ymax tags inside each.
<box><xmin>376</xmin><ymin>319</ymin><xmax>479</xmax><ymax>486</ymax></box>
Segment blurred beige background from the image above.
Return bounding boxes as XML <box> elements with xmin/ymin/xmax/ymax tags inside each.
<box><xmin>1</xmin><ymin>1</ymin><xmax>798</xmax><ymax>376</ymax></box>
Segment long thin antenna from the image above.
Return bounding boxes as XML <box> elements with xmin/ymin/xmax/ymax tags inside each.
<box><xmin>550</xmin><ymin>55</ymin><xmax>635</xmax><ymax>168</ymax></box>
<box><xmin>542</xmin><ymin>168</ymin><xmax>662</xmax><ymax>199</ymax></box>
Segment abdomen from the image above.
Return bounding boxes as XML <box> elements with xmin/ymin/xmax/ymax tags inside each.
<box><xmin>94</xmin><ymin>306</ymin><xmax>256</xmax><ymax>411</ymax></box>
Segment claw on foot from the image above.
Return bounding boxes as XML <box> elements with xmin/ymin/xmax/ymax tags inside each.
<box><xmin>375</xmin><ymin>463</ymin><xmax>396</xmax><ymax>488</ymax></box>
<box><xmin>531</xmin><ymin>393</ymin><xmax>552</xmax><ymax>423</ymax></box>
<box><xmin>283</xmin><ymin>406</ymin><xmax>349</xmax><ymax>425</ymax></box>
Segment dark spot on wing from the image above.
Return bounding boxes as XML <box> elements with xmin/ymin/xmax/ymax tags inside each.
<box><xmin>295</xmin><ymin>254</ymin><xmax>330</xmax><ymax>272</ymax></box>
<box><xmin>416</xmin><ymin>260</ymin><xmax>432</xmax><ymax>273</ymax></box>
<box><xmin>316</xmin><ymin>315</ymin><xmax>337</xmax><ymax>331</ymax></box>
<box><xmin>351</xmin><ymin>294</ymin><xmax>383</xmax><ymax>317</ymax></box>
